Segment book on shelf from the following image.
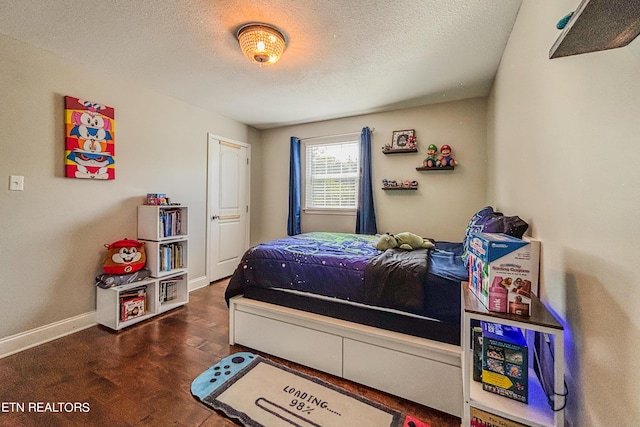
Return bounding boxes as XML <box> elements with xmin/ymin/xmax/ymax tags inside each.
<box><xmin>163</xmin><ymin>245</ymin><xmax>171</xmax><ymax>271</ymax></box>
<box><xmin>120</xmin><ymin>286</ymin><xmax>147</xmax><ymax>322</ymax></box>
<box><xmin>158</xmin><ymin>208</ymin><xmax>183</xmax><ymax>238</ymax></box>
<box><xmin>173</xmin><ymin>243</ymin><xmax>183</xmax><ymax>269</ymax></box>
<box><xmin>159</xmin><ymin>241</ymin><xmax>185</xmax><ymax>272</ymax></box>
<box><xmin>159</xmin><ymin>279</ymin><xmax>179</xmax><ymax>303</ymax></box>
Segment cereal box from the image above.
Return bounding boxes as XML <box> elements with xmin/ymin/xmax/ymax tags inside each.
<box><xmin>481</xmin><ymin>322</ymin><xmax>528</xmax><ymax>404</ymax></box>
<box><xmin>468</xmin><ymin>232</ymin><xmax>539</xmax><ymax>316</ymax></box>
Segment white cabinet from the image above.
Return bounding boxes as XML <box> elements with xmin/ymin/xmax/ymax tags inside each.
<box><xmin>142</xmin><ymin>239</ymin><xmax>188</xmax><ymax>278</ymax></box>
<box><xmin>97</xmin><ymin>278</ymin><xmax>157</xmax><ymax>330</ymax></box>
<box><xmin>229</xmin><ymin>295</ymin><xmax>463</xmax><ymax>417</ymax></box>
<box><xmin>462</xmin><ymin>284</ymin><xmax>564</xmax><ymax>427</ymax></box>
<box><xmin>138</xmin><ymin>205</ymin><xmax>188</xmax><ymax>277</ymax></box>
<box><xmin>96</xmin><ymin>205</ymin><xmax>189</xmax><ymax>331</ymax></box>
<box><xmin>343</xmin><ymin>338</ymin><xmax>462</xmax><ymax>417</ymax></box>
<box><xmin>138</xmin><ymin>205</ymin><xmax>189</xmax><ymax>277</ymax></box>
<box><xmin>157</xmin><ymin>271</ymin><xmax>189</xmax><ymax>312</ymax></box>
<box><xmin>96</xmin><ymin>271</ymin><xmax>188</xmax><ymax>330</ymax></box>
<box><xmin>233</xmin><ymin>309</ymin><xmax>343</xmax><ymax>377</ymax></box>
<box><xmin>137</xmin><ymin>205</ymin><xmax>188</xmax><ymax>240</ymax></box>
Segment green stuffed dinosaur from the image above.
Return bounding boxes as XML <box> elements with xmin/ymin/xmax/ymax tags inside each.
<box><xmin>375</xmin><ymin>233</ymin><xmax>398</xmax><ymax>250</ymax></box>
<box><xmin>375</xmin><ymin>232</ymin><xmax>434</xmax><ymax>251</ymax></box>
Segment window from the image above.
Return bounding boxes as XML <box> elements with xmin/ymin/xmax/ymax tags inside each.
<box><xmin>305</xmin><ymin>140</ymin><xmax>359</xmax><ymax>210</ymax></box>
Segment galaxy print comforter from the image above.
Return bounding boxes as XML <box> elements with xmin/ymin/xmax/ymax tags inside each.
<box><xmin>224</xmin><ymin>232</ymin><xmax>467</xmax><ymax>318</ymax></box>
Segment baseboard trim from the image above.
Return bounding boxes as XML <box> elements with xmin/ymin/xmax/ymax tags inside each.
<box><xmin>1</xmin><ymin>275</ymin><xmax>211</xmax><ymax>359</ymax></box>
<box><xmin>0</xmin><ymin>312</ymin><xmax>96</xmax><ymax>359</ymax></box>
<box><xmin>189</xmin><ymin>275</ymin><xmax>209</xmax><ymax>292</ymax></box>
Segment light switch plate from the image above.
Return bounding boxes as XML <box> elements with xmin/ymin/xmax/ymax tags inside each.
<box><xmin>9</xmin><ymin>175</ymin><xmax>24</xmax><ymax>191</ymax></box>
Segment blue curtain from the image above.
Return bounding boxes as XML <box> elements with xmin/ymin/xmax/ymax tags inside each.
<box><xmin>356</xmin><ymin>127</ymin><xmax>377</xmax><ymax>235</ymax></box>
<box><xmin>287</xmin><ymin>136</ymin><xmax>301</xmax><ymax>235</ymax></box>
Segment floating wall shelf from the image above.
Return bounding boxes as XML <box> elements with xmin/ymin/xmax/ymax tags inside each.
<box><xmin>550</xmin><ymin>0</ymin><xmax>640</xmax><ymax>59</ymax></box>
<box><xmin>416</xmin><ymin>166</ymin><xmax>454</xmax><ymax>171</ymax></box>
<box><xmin>382</xmin><ymin>148</ymin><xmax>418</xmax><ymax>154</ymax></box>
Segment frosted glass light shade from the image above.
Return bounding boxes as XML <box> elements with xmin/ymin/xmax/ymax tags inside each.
<box><xmin>236</xmin><ymin>23</ymin><xmax>287</xmax><ymax>65</ymax></box>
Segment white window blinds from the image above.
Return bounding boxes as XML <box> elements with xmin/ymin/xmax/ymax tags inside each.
<box><xmin>305</xmin><ymin>140</ymin><xmax>359</xmax><ymax>209</ymax></box>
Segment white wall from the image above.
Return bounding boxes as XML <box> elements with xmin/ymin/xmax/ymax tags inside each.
<box><xmin>0</xmin><ymin>34</ymin><xmax>254</xmax><ymax>340</ymax></box>
<box><xmin>255</xmin><ymin>98</ymin><xmax>488</xmax><ymax>244</ymax></box>
<box><xmin>488</xmin><ymin>1</ymin><xmax>640</xmax><ymax>425</ymax></box>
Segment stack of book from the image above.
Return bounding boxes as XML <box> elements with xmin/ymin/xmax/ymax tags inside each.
<box><xmin>159</xmin><ymin>208</ymin><xmax>183</xmax><ymax>238</ymax></box>
<box><xmin>159</xmin><ymin>242</ymin><xmax>185</xmax><ymax>272</ymax></box>
<box><xmin>159</xmin><ymin>279</ymin><xmax>178</xmax><ymax>303</ymax></box>
<box><xmin>120</xmin><ymin>286</ymin><xmax>146</xmax><ymax>322</ymax></box>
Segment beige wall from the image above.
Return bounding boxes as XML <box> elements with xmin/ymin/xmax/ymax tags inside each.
<box><xmin>255</xmin><ymin>98</ymin><xmax>488</xmax><ymax>244</ymax></box>
<box><xmin>488</xmin><ymin>1</ymin><xmax>640</xmax><ymax>425</ymax></box>
<box><xmin>0</xmin><ymin>34</ymin><xmax>253</xmax><ymax>339</ymax></box>
<box><xmin>9</xmin><ymin>2</ymin><xmax>639</xmax><ymax>422</ymax></box>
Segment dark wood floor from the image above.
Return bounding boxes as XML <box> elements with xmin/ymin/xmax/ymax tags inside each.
<box><xmin>0</xmin><ymin>279</ymin><xmax>461</xmax><ymax>427</ymax></box>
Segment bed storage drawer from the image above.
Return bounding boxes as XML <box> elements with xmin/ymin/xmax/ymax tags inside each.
<box><xmin>343</xmin><ymin>338</ymin><xmax>462</xmax><ymax>417</ymax></box>
<box><xmin>233</xmin><ymin>309</ymin><xmax>343</xmax><ymax>377</ymax></box>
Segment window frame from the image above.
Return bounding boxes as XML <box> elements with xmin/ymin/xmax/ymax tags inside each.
<box><xmin>302</xmin><ymin>138</ymin><xmax>360</xmax><ymax>215</ymax></box>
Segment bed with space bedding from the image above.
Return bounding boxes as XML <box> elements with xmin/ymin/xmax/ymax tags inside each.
<box><xmin>225</xmin><ymin>232</ymin><xmax>466</xmax><ymax>344</ymax></box>
<box><xmin>224</xmin><ymin>207</ymin><xmax>528</xmax><ymax>417</ymax></box>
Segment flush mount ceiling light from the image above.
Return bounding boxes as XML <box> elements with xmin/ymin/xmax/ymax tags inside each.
<box><xmin>236</xmin><ymin>23</ymin><xmax>287</xmax><ymax>66</ymax></box>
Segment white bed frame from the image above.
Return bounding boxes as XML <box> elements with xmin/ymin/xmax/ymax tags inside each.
<box><xmin>228</xmin><ymin>295</ymin><xmax>462</xmax><ymax>417</ymax></box>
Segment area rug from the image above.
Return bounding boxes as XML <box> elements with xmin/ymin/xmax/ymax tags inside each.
<box><xmin>192</xmin><ymin>352</ymin><xmax>429</xmax><ymax>427</ymax></box>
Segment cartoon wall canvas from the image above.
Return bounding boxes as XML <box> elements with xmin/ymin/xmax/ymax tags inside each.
<box><xmin>64</xmin><ymin>96</ymin><xmax>115</xmax><ymax>179</ymax></box>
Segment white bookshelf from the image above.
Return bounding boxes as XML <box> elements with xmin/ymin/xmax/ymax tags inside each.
<box><xmin>96</xmin><ymin>278</ymin><xmax>157</xmax><ymax>330</ymax></box>
<box><xmin>96</xmin><ymin>205</ymin><xmax>189</xmax><ymax>331</ymax></box>
<box><xmin>158</xmin><ymin>272</ymin><xmax>189</xmax><ymax>313</ymax></box>
<box><xmin>462</xmin><ymin>284</ymin><xmax>565</xmax><ymax>426</ymax></box>
<box><xmin>137</xmin><ymin>205</ymin><xmax>188</xmax><ymax>241</ymax></box>
<box><xmin>142</xmin><ymin>239</ymin><xmax>188</xmax><ymax>278</ymax></box>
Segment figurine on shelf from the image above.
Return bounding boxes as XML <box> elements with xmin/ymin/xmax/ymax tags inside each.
<box><xmin>403</xmin><ymin>179</ymin><xmax>412</xmax><ymax>188</ymax></box>
<box><xmin>437</xmin><ymin>144</ymin><xmax>456</xmax><ymax>167</ymax></box>
<box><xmin>407</xmin><ymin>135</ymin><xmax>417</xmax><ymax>150</ymax></box>
<box><xmin>422</xmin><ymin>144</ymin><xmax>438</xmax><ymax>168</ymax></box>
<box><xmin>382</xmin><ymin>143</ymin><xmax>392</xmax><ymax>151</ymax></box>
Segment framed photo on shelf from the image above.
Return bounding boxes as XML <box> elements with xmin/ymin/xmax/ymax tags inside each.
<box><xmin>391</xmin><ymin>129</ymin><xmax>414</xmax><ymax>150</ymax></box>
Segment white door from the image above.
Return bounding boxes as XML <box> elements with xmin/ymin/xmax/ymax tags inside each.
<box><xmin>207</xmin><ymin>133</ymin><xmax>250</xmax><ymax>282</ymax></box>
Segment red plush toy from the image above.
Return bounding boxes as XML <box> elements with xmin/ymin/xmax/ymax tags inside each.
<box><xmin>103</xmin><ymin>239</ymin><xmax>146</xmax><ymax>274</ymax></box>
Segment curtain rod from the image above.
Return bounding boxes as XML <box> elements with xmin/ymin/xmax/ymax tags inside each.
<box><xmin>299</xmin><ymin>127</ymin><xmax>375</xmax><ymax>142</ymax></box>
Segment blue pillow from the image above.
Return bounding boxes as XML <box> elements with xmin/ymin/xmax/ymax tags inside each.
<box><xmin>462</xmin><ymin>206</ymin><xmax>528</xmax><ymax>266</ymax></box>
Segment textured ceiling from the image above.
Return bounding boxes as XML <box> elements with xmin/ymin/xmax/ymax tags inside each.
<box><xmin>0</xmin><ymin>0</ymin><xmax>522</xmax><ymax>129</ymax></box>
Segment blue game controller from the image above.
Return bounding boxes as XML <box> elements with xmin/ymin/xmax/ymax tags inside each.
<box><xmin>191</xmin><ymin>352</ymin><xmax>258</xmax><ymax>400</ymax></box>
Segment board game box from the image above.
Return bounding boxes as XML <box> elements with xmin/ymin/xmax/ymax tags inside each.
<box><xmin>468</xmin><ymin>232</ymin><xmax>539</xmax><ymax>316</ymax></box>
